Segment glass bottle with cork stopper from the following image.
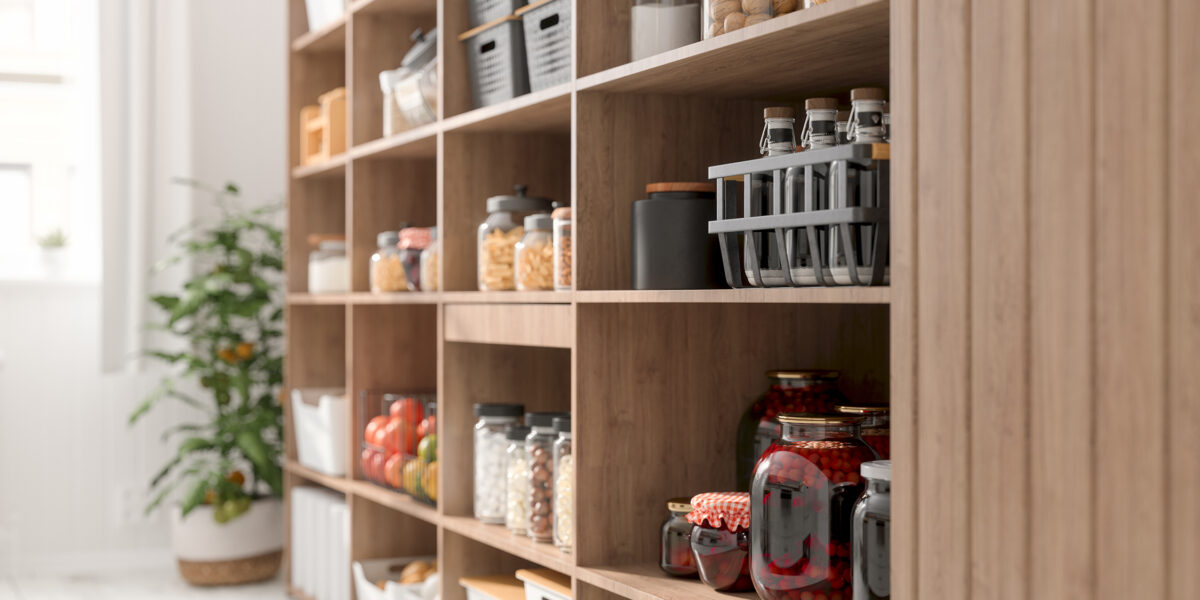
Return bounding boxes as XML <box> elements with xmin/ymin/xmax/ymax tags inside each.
<box><xmin>848</xmin><ymin>87</ymin><xmax>888</xmax><ymax>144</ymax></box>
<box><xmin>759</xmin><ymin>106</ymin><xmax>797</xmax><ymax>156</ymax></box>
<box><xmin>800</xmin><ymin>97</ymin><xmax>840</xmax><ymax>151</ymax></box>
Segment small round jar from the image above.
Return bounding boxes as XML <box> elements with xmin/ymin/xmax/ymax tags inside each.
<box><xmin>504</xmin><ymin>425</ymin><xmax>532</xmax><ymax>535</ymax></box>
<box><xmin>474</xmin><ymin>403</ymin><xmax>524</xmax><ymax>524</ymax></box>
<box><xmin>399</xmin><ymin>227</ymin><xmax>432</xmax><ymax>291</ymax></box>
<box><xmin>631</xmin><ymin>0</ymin><xmax>701</xmax><ymax>61</ymax></box>
<box><xmin>420</xmin><ymin>228</ymin><xmax>440</xmax><ymax>292</ymax></box>
<box><xmin>837</xmin><ymin>404</ymin><xmax>890</xmax><ymax>459</ymax></box>
<box><xmin>370</xmin><ymin>231</ymin><xmax>405</xmax><ymax>292</ymax></box>
<box><xmin>687</xmin><ymin>492</ymin><xmax>753</xmax><ymax>592</ymax></box>
<box><xmin>309</xmin><ymin>235</ymin><xmax>349</xmax><ymax>293</ymax></box>
<box><xmin>749</xmin><ymin>414</ymin><xmax>877</xmax><ymax>599</ymax></box>
<box><xmin>526</xmin><ymin>412</ymin><xmax>570</xmax><ymax>543</ymax></box>
<box><xmin>848</xmin><ymin>87</ymin><xmax>888</xmax><ymax>144</ymax></box>
<box><xmin>853</xmin><ymin>460</ymin><xmax>891</xmax><ymax>600</ymax></box>
<box><xmin>736</xmin><ymin>370</ymin><xmax>849</xmax><ymax>490</ymax></box>
<box><xmin>552</xmin><ymin>416</ymin><xmax>573</xmax><ymax>552</ymax></box>
<box><xmin>478</xmin><ymin>185</ymin><xmax>554</xmax><ymax>291</ymax></box>
<box><xmin>552</xmin><ymin>206</ymin><xmax>572</xmax><ymax>290</ymax></box>
<box><xmin>660</xmin><ymin>498</ymin><xmax>698</xmax><ymax>578</ymax></box>
<box><xmin>515</xmin><ymin>213</ymin><xmax>554</xmax><ymax>291</ymax></box>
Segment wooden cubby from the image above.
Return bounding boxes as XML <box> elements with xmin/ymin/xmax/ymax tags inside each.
<box><xmin>285</xmin><ymin>0</ymin><xmax>895</xmax><ymax>599</ymax></box>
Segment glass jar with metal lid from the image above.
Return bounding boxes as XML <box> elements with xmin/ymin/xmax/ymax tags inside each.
<box><xmin>526</xmin><ymin>411</ymin><xmax>570</xmax><ymax>542</ymax></box>
<box><xmin>309</xmin><ymin>234</ymin><xmax>349</xmax><ymax>293</ymax></box>
<box><xmin>515</xmin><ymin>213</ymin><xmax>554</xmax><ymax>291</ymax></box>
<box><xmin>749</xmin><ymin>413</ymin><xmax>877</xmax><ymax>599</ymax></box>
<box><xmin>473</xmin><ymin>403</ymin><xmax>524</xmax><ymax>524</ymax></box>
<box><xmin>552</xmin><ymin>416</ymin><xmax>573</xmax><ymax>551</ymax></box>
<box><xmin>399</xmin><ymin>227</ymin><xmax>433</xmax><ymax>291</ymax></box>
<box><xmin>420</xmin><ymin>228</ymin><xmax>440</xmax><ymax>291</ymax></box>
<box><xmin>478</xmin><ymin>185</ymin><xmax>554</xmax><ymax>291</ymax></box>
<box><xmin>552</xmin><ymin>206</ymin><xmax>572</xmax><ymax>290</ymax></box>
<box><xmin>853</xmin><ymin>460</ymin><xmax>891</xmax><ymax>600</ymax></box>
<box><xmin>837</xmin><ymin>404</ymin><xmax>890</xmax><ymax>459</ymax></box>
<box><xmin>370</xmin><ymin>231</ymin><xmax>404</xmax><ymax>292</ymax></box>
<box><xmin>504</xmin><ymin>425</ymin><xmax>532</xmax><ymax>535</ymax></box>
<box><xmin>661</xmin><ymin>497</ymin><xmax>698</xmax><ymax>577</ymax></box>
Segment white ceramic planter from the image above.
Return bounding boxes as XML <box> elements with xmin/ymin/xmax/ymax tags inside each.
<box><xmin>171</xmin><ymin>498</ymin><xmax>283</xmax><ymax>585</ymax></box>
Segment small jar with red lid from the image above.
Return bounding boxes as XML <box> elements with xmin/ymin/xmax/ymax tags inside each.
<box><xmin>398</xmin><ymin>227</ymin><xmax>433</xmax><ymax>291</ymax></box>
<box><xmin>837</xmin><ymin>404</ymin><xmax>890</xmax><ymax>459</ymax></box>
<box><xmin>660</xmin><ymin>498</ymin><xmax>697</xmax><ymax>578</ymax></box>
<box><xmin>750</xmin><ymin>414</ymin><xmax>879</xmax><ymax>599</ymax></box>
<box><xmin>687</xmin><ymin>492</ymin><xmax>753</xmax><ymax>592</ymax></box>
<box><xmin>736</xmin><ymin>370</ymin><xmax>849</xmax><ymax>489</ymax></box>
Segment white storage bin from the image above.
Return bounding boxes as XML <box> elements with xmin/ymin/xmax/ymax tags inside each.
<box><xmin>290</xmin><ymin>487</ymin><xmax>349</xmax><ymax>600</ymax></box>
<box><xmin>291</xmin><ymin>388</ymin><xmax>347</xmax><ymax>476</ymax></box>
<box><xmin>354</xmin><ymin>556</ymin><xmax>439</xmax><ymax>600</ymax></box>
<box><xmin>305</xmin><ymin>0</ymin><xmax>345</xmax><ymax>32</ymax></box>
<box><xmin>460</xmin><ymin>574</ymin><xmax>526</xmax><ymax>600</ymax></box>
<box><xmin>515</xmin><ymin>569</ymin><xmax>572</xmax><ymax>600</ymax></box>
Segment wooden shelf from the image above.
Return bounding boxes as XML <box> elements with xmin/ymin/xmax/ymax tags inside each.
<box><xmin>349</xmin><ymin>480</ymin><xmax>440</xmax><ymax>524</ymax></box>
<box><xmin>349</xmin><ymin>0</ymin><xmax>437</xmax><ymax>15</ymax></box>
<box><xmin>285</xmin><ymin>460</ymin><xmax>353</xmax><ymax>494</ymax></box>
<box><xmin>291</xmin><ymin>16</ymin><xmax>347</xmax><ymax>54</ymax></box>
<box><xmin>576</xmin><ymin>287</ymin><xmax>890</xmax><ymax>304</ymax></box>
<box><xmin>291</xmin><ymin>154</ymin><xmax>347</xmax><ymax>180</ymax></box>
<box><xmin>287</xmin><ymin>292</ymin><xmax>351</xmax><ymax>305</ymax></box>
<box><xmin>444</xmin><ymin>303</ymin><xmax>573</xmax><ymax>348</ymax></box>
<box><xmin>576</xmin><ymin>565</ymin><xmax>758</xmax><ymax>600</ymax></box>
<box><xmin>440</xmin><ymin>516</ymin><xmax>575</xmax><ymax>576</ymax></box>
<box><xmin>441</xmin><ymin>83</ymin><xmax>572</xmax><ymax>134</ymax></box>
<box><xmin>348</xmin><ymin>291</ymin><xmax>441</xmax><ymax>304</ymax></box>
<box><xmin>440</xmin><ymin>290</ymin><xmax>574</xmax><ymax>304</ymax></box>
<box><xmin>350</xmin><ymin>123</ymin><xmax>439</xmax><ymax>160</ymax></box>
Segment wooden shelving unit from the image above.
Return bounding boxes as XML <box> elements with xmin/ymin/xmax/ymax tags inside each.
<box><xmin>284</xmin><ymin>1</ymin><xmax>893</xmax><ymax>599</ymax></box>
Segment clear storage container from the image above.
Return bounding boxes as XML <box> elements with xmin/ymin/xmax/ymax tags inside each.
<box><xmin>309</xmin><ymin>234</ymin><xmax>349</xmax><ymax>293</ymax></box>
<box><xmin>853</xmin><ymin>460</ymin><xmax>891</xmax><ymax>600</ymax></box>
<box><xmin>703</xmin><ymin>0</ymin><xmax>796</xmax><ymax>38</ymax></box>
<box><xmin>749</xmin><ymin>414</ymin><xmax>877</xmax><ymax>599</ymax></box>
<box><xmin>688</xmin><ymin>492</ymin><xmax>753</xmax><ymax>592</ymax></box>
<box><xmin>660</xmin><ymin>498</ymin><xmax>698</xmax><ymax>577</ymax></box>
<box><xmin>370</xmin><ymin>231</ymin><xmax>405</xmax><ymax>292</ymax></box>
<box><xmin>398</xmin><ymin>227</ymin><xmax>433</xmax><ymax>291</ymax></box>
<box><xmin>473</xmin><ymin>403</ymin><xmax>524</xmax><ymax>524</ymax></box>
<box><xmin>837</xmin><ymin>404</ymin><xmax>890</xmax><ymax>460</ymax></box>
<box><xmin>515</xmin><ymin>213</ymin><xmax>553</xmax><ymax>291</ymax></box>
<box><xmin>379</xmin><ymin>28</ymin><xmax>438</xmax><ymax>137</ymax></box>
<box><xmin>552</xmin><ymin>416</ymin><xmax>573</xmax><ymax>552</ymax></box>
<box><xmin>478</xmin><ymin>185</ymin><xmax>554</xmax><ymax>291</ymax></box>
<box><xmin>551</xmin><ymin>206</ymin><xmax>572</xmax><ymax>290</ymax></box>
<box><xmin>631</xmin><ymin>1</ymin><xmax>701</xmax><ymax>61</ymax></box>
<box><xmin>505</xmin><ymin>425</ymin><xmax>532</xmax><ymax>535</ymax></box>
<box><xmin>420</xmin><ymin>228</ymin><xmax>440</xmax><ymax>292</ymax></box>
<box><xmin>525</xmin><ymin>412</ymin><xmax>569</xmax><ymax>542</ymax></box>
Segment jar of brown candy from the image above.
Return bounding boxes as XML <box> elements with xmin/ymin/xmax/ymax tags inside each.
<box><xmin>525</xmin><ymin>411</ymin><xmax>569</xmax><ymax>543</ymax></box>
<box><xmin>688</xmin><ymin>492</ymin><xmax>753</xmax><ymax>592</ymax></box>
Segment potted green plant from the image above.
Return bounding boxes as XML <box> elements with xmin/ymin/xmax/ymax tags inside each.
<box><xmin>37</xmin><ymin>228</ymin><xmax>67</xmax><ymax>275</ymax></box>
<box><xmin>132</xmin><ymin>181</ymin><xmax>286</xmax><ymax>586</ymax></box>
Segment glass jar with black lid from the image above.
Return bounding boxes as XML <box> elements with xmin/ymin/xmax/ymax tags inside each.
<box><xmin>473</xmin><ymin>403</ymin><xmax>524</xmax><ymax>524</ymax></box>
<box><xmin>526</xmin><ymin>412</ymin><xmax>570</xmax><ymax>542</ymax></box>
<box><xmin>477</xmin><ymin>185</ymin><xmax>553</xmax><ymax>291</ymax></box>
<box><xmin>504</xmin><ymin>425</ymin><xmax>532</xmax><ymax>535</ymax></box>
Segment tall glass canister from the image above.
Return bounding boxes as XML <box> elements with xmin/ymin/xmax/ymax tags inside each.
<box><xmin>473</xmin><ymin>403</ymin><xmax>524</xmax><ymax>523</ymax></box>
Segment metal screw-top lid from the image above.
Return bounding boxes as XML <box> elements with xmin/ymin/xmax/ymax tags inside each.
<box><xmin>486</xmin><ymin>184</ymin><xmax>554</xmax><ymax>214</ymax></box>
<box><xmin>851</xmin><ymin>87</ymin><xmax>887</xmax><ymax>101</ymax></box>
<box><xmin>401</xmin><ymin>27</ymin><xmax>438</xmax><ymax>70</ymax></box>
<box><xmin>805</xmin><ymin>97</ymin><xmax>839</xmax><ymax>111</ymax></box>
<box><xmin>473</xmin><ymin>403</ymin><xmax>525</xmax><ymax>418</ymax></box>
<box><xmin>505</xmin><ymin>425</ymin><xmax>532</xmax><ymax>441</ymax></box>
<box><xmin>377</xmin><ymin>231</ymin><xmax>399</xmax><ymax>248</ymax></box>
<box><xmin>764</xmin><ymin>106</ymin><xmax>795</xmax><ymax>119</ymax></box>
<box><xmin>777</xmin><ymin>413</ymin><xmax>864</xmax><ymax>425</ymax></box>
<box><xmin>861</xmin><ymin>460</ymin><xmax>891</xmax><ymax>482</ymax></box>
<box><xmin>525</xmin><ymin>411</ymin><xmax>570</xmax><ymax>429</ymax></box>
<box><xmin>552</xmin><ymin>416</ymin><xmax>571</xmax><ymax>433</ymax></box>
<box><xmin>524</xmin><ymin>213</ymin><xmax>552</xmax><ymax>231</ymax></box>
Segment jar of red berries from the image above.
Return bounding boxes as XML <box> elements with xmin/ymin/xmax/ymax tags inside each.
<box><xmin>750</xmin><ymin>414</ymin><xmax>878</xmax><ymax>599</ymax></box>
<box><xmin>660</xmin><ymin>498</ymin><xmax>697</xmax><ymax>578</ymax></box>
<box><xmin>687</xmin><ymin>492</ymin><xmax>753</xmax><ymax>592</ymax></box>
<box><xmin>836</xmin><ymin>404</ymin><xmax>890</xmax><ymax>459</ymax></box>
<box><xmin>736</xmin><ymin>370</ymin><xmax>848</xmax><ymax>489</ymax></box>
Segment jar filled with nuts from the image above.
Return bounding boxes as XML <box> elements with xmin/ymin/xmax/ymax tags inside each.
<box><xmin>478</xmin><ymin>185</ymin><xmax>554</xmax><ymax>291</ymax></box>
<box><xmin>552</xmin><ymin>207</ymin><xmax>572</xmax><ymax>290</ymax></box>
<box><xmin>504</xmin><ymin>425</ymin><xmax>532</xmax><ymax>535</ymax></box>
<box><xmin>420</xmin><ymin>228</ymin><xmax>440</xmax><ymax>291</ymax></box>
<box><xmin>525</xmin><ymin>411</ymin><xmax>569</xmax><ymax>543</ymax></box>
<box><xmin>474</xmin><ymin>403</ymin><xmax>525</xmax><ymax>524</ymax></box>
<box><xmin>399</xmin><ymin>227</ymin><xmax>433</xmax><ymax>291</ymax></box>
<box><xmin>370</xmin><ymin>231</ymin><xmax>406</xmax><ymax>292</ymax></box>
<box><xmin>551</xmin><ymin>416</ymin><xmax>573</xmax><ymax>552</ymax></box>
<box><xmin>515</xmin><ymin>213</ymin><xmax>554</xmax><ymax>291</ymax></box>
<box><xmin>704</xmin><ymin>0</ymin><xmax>797</xmax><ymax>39</ymax></box>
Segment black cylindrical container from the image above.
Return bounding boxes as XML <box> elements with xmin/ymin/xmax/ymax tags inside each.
<box><xmin>632</xmin><ymin>182</ymin><xmax>724</xmax><ymax>290</ymax></box>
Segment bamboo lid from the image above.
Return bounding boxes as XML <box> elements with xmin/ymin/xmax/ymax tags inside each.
<box><xmin>805</xmin><ymin>97</ymin><xmax>839</xmax><ymax>110</ymax></box>
<box><xmin>764</xmin><ymin>106</ymin><xmax>795</xmax><ymax>119</ymax></box>
<box><xmin>646</xmin><ymin>182</ymin><xmax>717</xmax><ymax>194</ymax></box>
<box><xmin>851</xmin><ymin>87</ymin><xmax>887</xmax><ymax>101</ymax></box>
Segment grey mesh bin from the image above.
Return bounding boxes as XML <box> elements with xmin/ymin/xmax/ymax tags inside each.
<box><xmin>517</xmin><ymin>0</ymin><xmax>571</xmax><ymax>92</ymax></box>
<box><xmin>460</xmin><ymin>16</ymin><xmax>530</xmax><ymax>108</ymax></box>
<box><xmin>468</xmin><ymin>0</ymin><xmax>527</xmax><ymax>28</ymax></box>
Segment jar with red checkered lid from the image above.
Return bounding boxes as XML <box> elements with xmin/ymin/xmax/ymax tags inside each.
<box><xmin>687</xmin><ymin>492</ymin><xmax>753</xmax><ymax>592</ymax></box>
<box><xmin>750</xmin><ymin>413</ymin><xmax>879</xmax><ymax>600</ymax></box>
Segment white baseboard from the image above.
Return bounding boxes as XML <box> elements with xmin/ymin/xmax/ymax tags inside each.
<box><xmin>8</xmin><ymin>548</ymin><xmax>175</xmax><ymax>577</ymax></box>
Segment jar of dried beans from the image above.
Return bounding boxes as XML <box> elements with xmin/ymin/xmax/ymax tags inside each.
<box><xmin>749</xmin><ymin>414</ymin><xmax>878</xmax><ymax>599</ymax></box>
<box><xmin>478</xmin><ymin>185</ymin><xmax>553</xmax><ymax>291</ymax></box>
<box><xmin>736</xmin><ymin>370</ymin><xmax>848</xmax><ymax>489</ymax></box>
<box><xmin>661</xmin><ymin>498</ymin><xmax>698</xmax><ymax>577</ymax></box>
<box><xmin>515</xmin><ymin>213</ymin><xmax>554</xmax><ymax>291</ymax></box>
<box><xmin>836</xmin><ymin>404</ymin><xmax>890</xmax><ymax>459</ymax></box>
<box><xmin>505</xmin><ymin>425</ymin><xmax>532</xmax><ymax>534</ymax></box>
<box><xmin>688</xmin><ymin>492</ymin><xmax>753</xmax><ymax>592</ymax></box>
<box><xmin>552</xmin><ymin>416</ymin><xmax>573</xmax><ymax>552</ymax></box>
<box><xmin>526</xmin><ymin>412</ymin><xmax>569</xmax><ymax>542</ymax></box>
<box><xmin>552</xmin><ymin>206</ymin><xmax>572</xmax><ymax>290</ymax></box>
<box><xmin>474</xmin><ymin>403</ymin><xmax>524</xmax><ymax>524</ymax></box>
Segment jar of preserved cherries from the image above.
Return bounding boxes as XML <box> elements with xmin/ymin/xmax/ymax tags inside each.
<box><xmin>837</xmin><ymin>404</ymin><xmax>890</xmax><ymax>459</ymax></box>
<box><xmin>687</xmin><ymin>492</ymin><xmax>753</xmax><ymax>592</ymax></box>
<box><xmin>750</xmin><ymin>414</ymin><xmax>878</xmax><ymax>599</ymax></box>
<box><xmin>660</xmin><ymin>498</ymin><xmax>698</xmax><ymax>578</ymax></box>
<box><xmin>736</xmin><ymin>370</ymin><xmax>848</xmax><ymax>489</ymax></box>
<box><xmin>853</xmin><ymin>460</ymin><xmax>891</xmax><ymax>600</ymax></box>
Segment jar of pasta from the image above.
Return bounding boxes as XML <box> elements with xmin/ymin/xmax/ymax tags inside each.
<box><xmin>552</xmin><ymin>206</ymin><xmax>572</xmax><ymax>290</ymax></box>
<box><xmin>420</xmin><ymin>227</ymin><xmax>440</xmax><ymax>292</ymax></box>
<box><xmin>515</xmin><ymin>213</ymin><xmax>554</xmax><ymax>291</ymax></box>
<box><xmin>369</xmin><ymin>232</ymin><xmax>404</xmax><ymax>292</ymax></box>
<box><xmin>478</xmin><ymin>185</ymin><xmax>554</xmax><ymax>291</ymax></box>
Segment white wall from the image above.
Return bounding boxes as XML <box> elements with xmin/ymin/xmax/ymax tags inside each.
<box><xmin>0</xmin><ymin>0</ymin><xmax>285</xmax><ymax>575</ymax></box>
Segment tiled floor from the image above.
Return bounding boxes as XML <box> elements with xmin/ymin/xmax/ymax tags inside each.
<box><xmin>0</xmin><ymin>570</ymin><xmax>285</xmax><ymax>600</ymax></box>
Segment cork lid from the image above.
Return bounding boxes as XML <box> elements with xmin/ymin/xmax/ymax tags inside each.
<box><xmin>764</xmin><ymin>106</ymin><xmax>795</xmax><ymax>119</ymax></box>
<box><xmin>645</xmin><ymin>182</ymin><xmax>716</xmax><ymax>194</ymax></box>
<box><xmin>851</xmin><ymin>87</ymin><xmax>887</xmax><ymax>101</ymax></box>
<box><xmin>805</xmin><ymin>97</ymin><xmax>839</xmax><ymax>110</ymax></box>
<box><xmin>551</xmin><ymin>206</ymin><xmax>572</xmax><ymax>220</ymax></box>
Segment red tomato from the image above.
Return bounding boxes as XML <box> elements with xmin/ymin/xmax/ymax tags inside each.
<box><xmin>389</xmin><ymin>399</ymin><xmax>404</xmax><ymax>420</ymax></box>
<box><xmin>364</xmin><ymin>416</ymin><xmax>387</xmax><ymax>448</ymax></box>
<box><xmin>405</xmin><ymin>398</ymin><xmax>424</xmax><ymax>426</ymax></box>
<box><xmin>417</xmin><ymin>415</ymin><xmax>435</xmax><ymax>440</ymax></box>
<box><xmin>383</xmin><ymin>419</ymin><xmax>400</xmax><ymax>454</ymax></box>
<box><xmin>360</xmin><ymin>449</ymin><xmax>372</xmax><ymax>477</ymax></box>
<box><xmin>384</xmin><ymin>454</ymin><xmax>402</xmax><ymax>488</ymax></box>
<box><xmin>370</xmin><ymin>452</ymin><xmax>386</xmax><ymax>484</ymax></box>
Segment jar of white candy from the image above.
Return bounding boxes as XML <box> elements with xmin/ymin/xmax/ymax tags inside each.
<box><xmin>505</xmin><ymin>425</ymin><xmax>532</xmax><ymax>534</ymax></box>
<box><xmin>552</xmin><ymin>416</ymin><xmax>573</xmax><ymax>552</ymax></box>
<box><xmin>474</xmin><ymin>403</ymin><xmax>524</xmax><ymax>523</ymax></box>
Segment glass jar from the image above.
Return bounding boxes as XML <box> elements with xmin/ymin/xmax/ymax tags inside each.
<box><xmin>631</xmin><ymin>0</ymin><xmax>701</xmax><ymax>61</ymax></box>
<box><xmin>749</xmin><ymin>414</ymin><xmax>877</xmax><ymax>599</ymax></box>
<box><xmin>399</xmin><ymin>227</ymin><xmax>432</xmax><ymax>291</ymax></box>
<box><xmin>703</xmin><ymin>0</ymin><xmax>796</xmax><ymax>39</ymax></box>
<box><xmin>800</xmin><ymin>97</ymin><xmax>840</xmax><ymax>151</ymax></box>
<box><xmin>736</xmin><ymin>370</ymin><xmax>848</xmax><ymax>490</ymax></box>
<box><xmin>370</xmin><ymin>231</ymin><xmax>404</xmax><ymax>292</ymax></box>
<box><xmin>687</xmin><ymin>492</ymin><xmax>753</xmax><ymax>592</ymax></box>
<box><xmin>660</xmin><ymin>498</ymin><xmax>698</xmax><ymax>577</ymax></box>
<box><xmin>848</xmin><ymin>87</ymin><xmax>888</xmax><ymax>144</ymax></box>
<box><xmin>853</xmin><ymin>460</ymin><xmax>891</xmax><ymax>600</ymax></box>
<box><xmin>420</xmin><ymin>228</ymin><xmax>440</xmax><ymax>292</ymax></box>
<box><xmin>837</xmin><ymin>404</ymin><xmax>890</xmax><ymax>459</ymax></box>
<box><xmin>473</xmin><ymin>403</ymin><xmax>524</xmax><ymax>524</ymax></box>
<box><xmin>526</xmin><ymin>412</ymin><xmax>569</xmax><ymax>542</ymax></box>
<box><xmin>552</xmin><ymin>206</ymin><xmax>572</xmax><ymax>290</ymax></box>
<box><xmin>552</xmin><ymin>416</ymin><xmax>573</xmax><ymax>552</ymax></box>
<box><xmin>515</xmin><ymin>213</ymin><xmax>554</xmax><ymax>291</ymax></box>
<box><xmin>504</xmin><ymin>425</ymin><xmax>532</xmax><ymax>535</ymax></box>
<box><xmin>478</xmin><ymin>185</ymin><xmax>554</xmax><ymax>291</ymax></box>
<box><xmin>759</xmin><ymin>106</ymin><xmax>796</xmax><ymax>156</ymax></box>
<box><xmin>309</xmin><ymin>235</ymin><xmax>349</xmax><ymax>293</ymax></box>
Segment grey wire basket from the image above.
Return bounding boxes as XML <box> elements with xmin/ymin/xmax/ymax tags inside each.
<box><xmin>518</xmin><ymin>0</ymin><xmax>571</xmax><ymax>92</ymax></box>
<box><xmin>467</xmin><ymin>0</ymin><xmax>527</xmax><ymax>28</ymax></box>
<box><xmin>707</xmin><ymin>143</ymin><xmax>891</xmax><ymax>288</ymax></box>
<box><xmin>462</xmin><ymin>16</ymin><xmax>530</xmax><ymax>108</ymax></box>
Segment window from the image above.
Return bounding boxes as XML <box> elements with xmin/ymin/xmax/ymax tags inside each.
<box><xmin>0</xmin><ymin>0</ymin><xmax>34</xmax><ymax>51</ymax></box>
<box><xmin>0</xmin><ymin>164</ymin><xmax>31</xmax><ymax>252</ymax></box>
